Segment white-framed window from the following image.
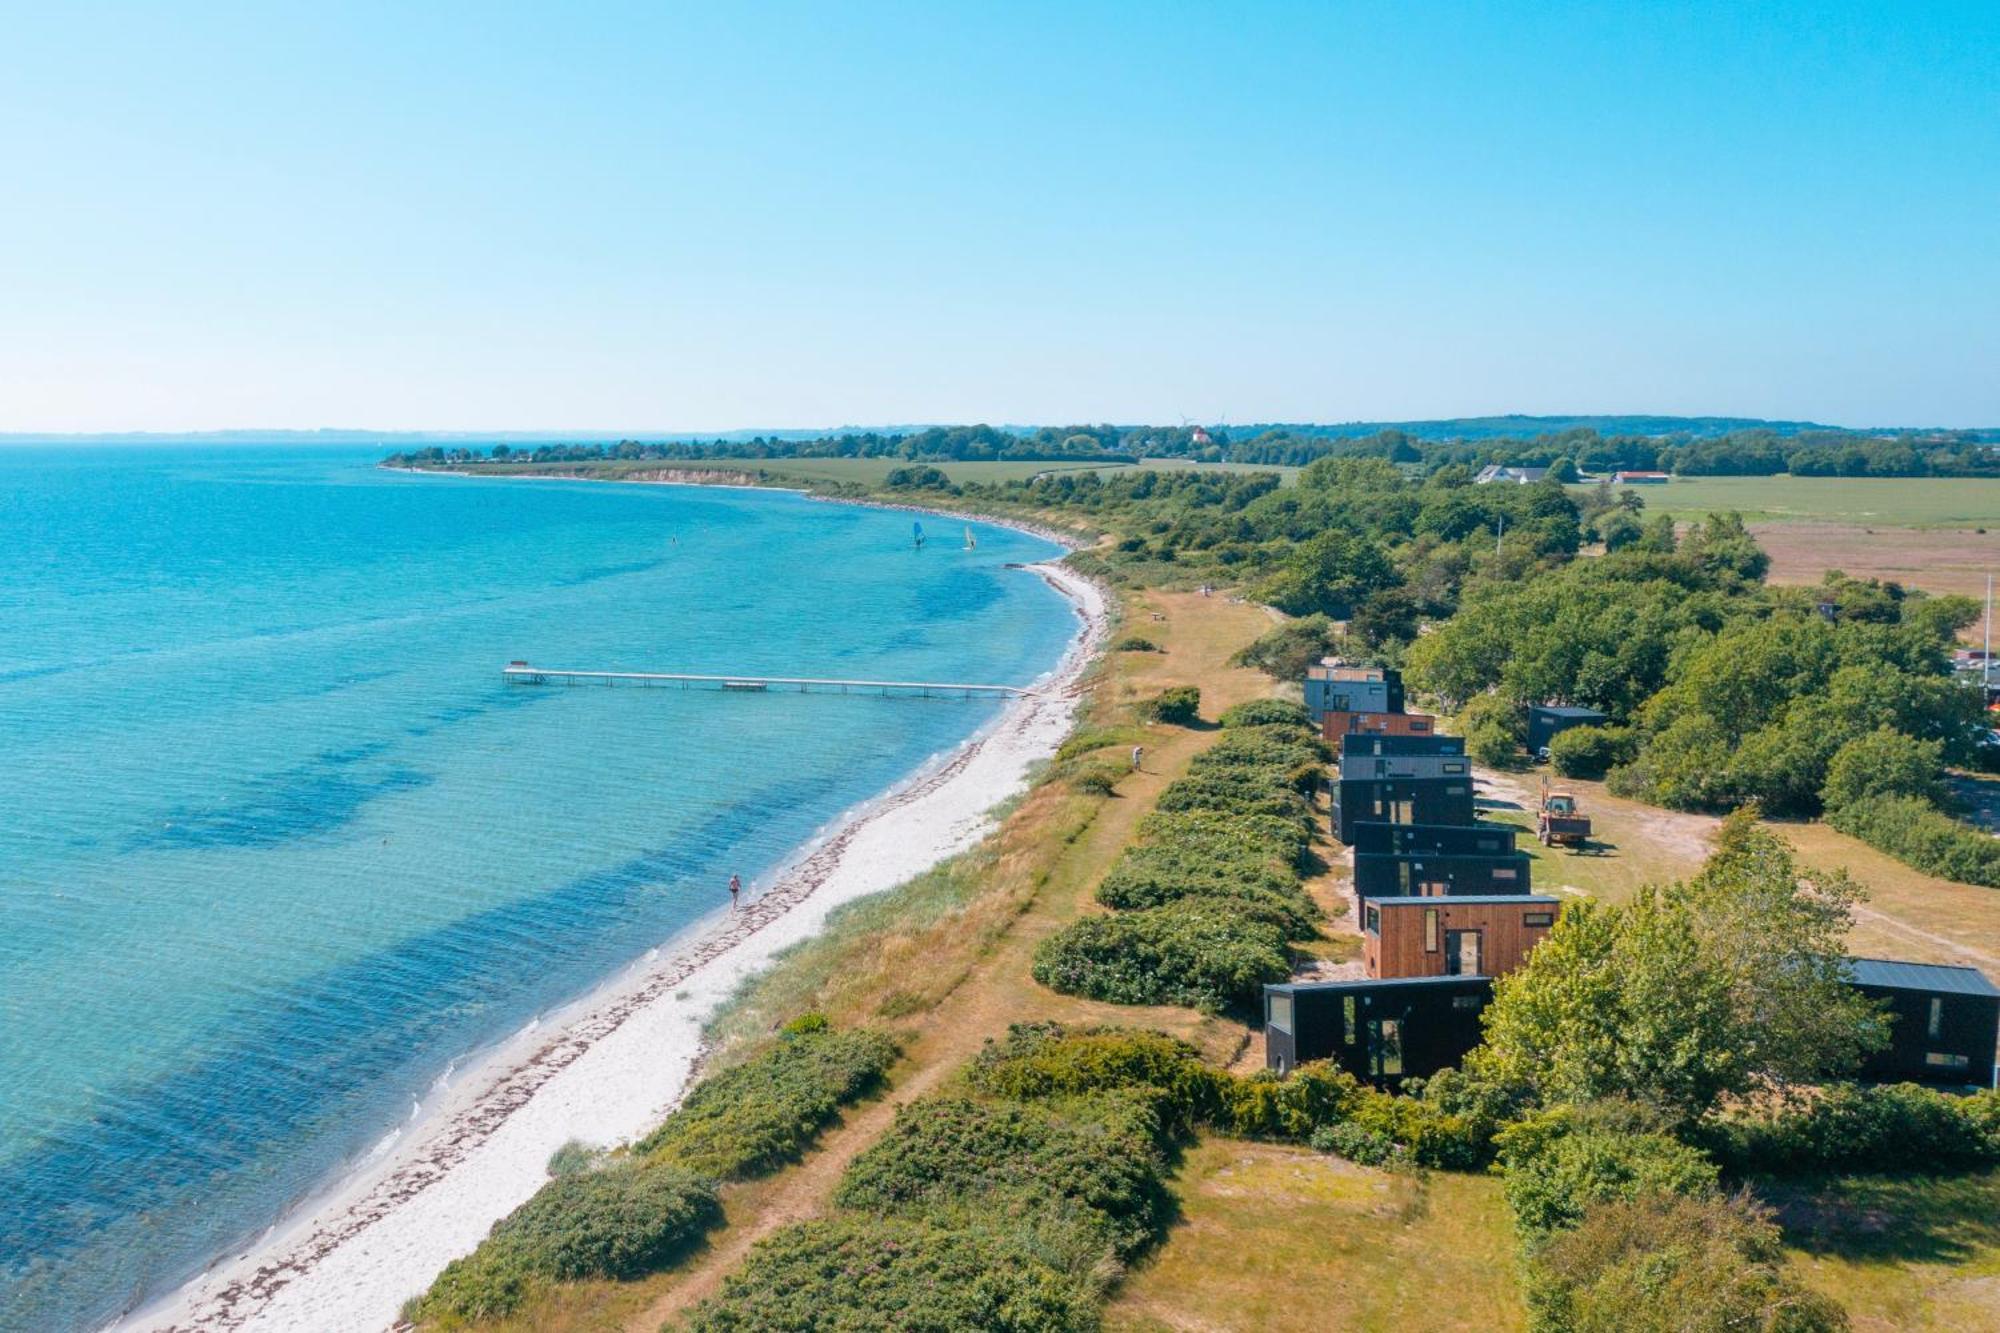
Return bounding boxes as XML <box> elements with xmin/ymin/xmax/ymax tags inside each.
<box><xmin>1268</xmin><ymin>992</ymin><xmax>1294</xmax><ymax>1033</ymax></box>
<box><xmin>1926</xmin><ymin>1051</ymin><xmax>1971</xmax><ymax>1070</ymax></box>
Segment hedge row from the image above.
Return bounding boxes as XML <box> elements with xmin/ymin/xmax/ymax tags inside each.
<box><xmin>407</xmin><ymin>1021</ymin><xmax>897</xmax><ymax>1325</ymax></box>
<box><xmin>1699</xmin><ymin>1081</ymin><xmax>2000</xmax><ymax>1176</ymax></box>
<box><xmin>1034</xmin><ymin>721</ymin><xmax>1328</xmax><ymax>1013</ymax></box>
<box><xmin>1827</xmin><ymin>794</ymin><xmax>2000</xmax><ymax>888</ymax></box>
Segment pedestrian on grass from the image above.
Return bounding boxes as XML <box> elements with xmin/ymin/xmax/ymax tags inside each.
<box><xmin>1131</xmin><ymin>745</ymin><xmax>1144</xmax><ymax>772</ymax></box>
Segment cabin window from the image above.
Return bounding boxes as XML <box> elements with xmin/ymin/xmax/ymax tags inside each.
<box><xmin>1365</xmin><ymin>906</ymin><xmax>1380</xmax><ymax>934</ymax></box>
<box><xmin>1453</xmin><ymin>995</ymin><xmax>1485</xmax><ymax>1011</ymax></box>
<box><xmin>1928</xmin><ymin>997</ymin><xmax>1944</xmax><ymax>1040</ymax></box>
<box><xmin>1371</xmin><ymin>1020</ymin><xmax>1403</xmax><ymax>1078</ymax></box>
<box><xmin>1424</xmin><ymin>908</ymin><xmax>1439</xmax><ymax>952</ymax></box>
<box><xmin>1397</xmin><ymin>862</ymin><xmax>1411</xmax><ymax>893</ymax></box>
<box><xmin>1523</xmin><ymin>912</ymin><xmax>1555</xmax><ymax>927</ymax></box>
<box><xmin>1926</xmin><ymin>1052</ymin><xmax>1971</xmax><ymax>1070</ymax></box>
<box><xmin>1372</xmin><ymin>794</ymin><xmax>1385</xmax><ymax>816</ymax></box>
<box><xmin>1492</xmin><ymin>867</ymin><xmax>1518</xmax><ymax>881</ymax></box>
<box><xmin>1477</xmin><ymin>838</ymin><xmax>1500</xmax><ymax>851</ymax></box>
<box><xmin>1268</xmin><ymin>992</ymin><xmax>1293</xmax><ymax>1033</ymax></box>
<box><xmin>1411</xmin><ymin>720</ymin><xmax>1432</xmax><ymax>732</ymax></box>
<box><xmin>1343</xmin><ymin>996</ymin><xmax>1358</xmax><ymax>1044</ymax></box>
<box><xmin>1444</xmin><ymin>762</ymin><xmax>1467</xmax><ymax>774</ymax></box>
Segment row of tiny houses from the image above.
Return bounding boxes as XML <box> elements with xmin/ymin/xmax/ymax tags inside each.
<box><xmin>1276</xmin><ymin>659</ymin><xmax>2000</xmax><ymax>1091</ymax></box>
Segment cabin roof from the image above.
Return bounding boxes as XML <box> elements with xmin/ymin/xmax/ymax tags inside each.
<box><xmin>1268</xmin><ymin>975</ymin><xmax>1494</xmax><ymax>995</ymax></box>
<box><xmin>1529</xmin><ymin>704</ymin><xmax>1607</xmax><ymax>719</ymax></box>
<box><xmin>1371</xmin><ymin>894</ymin><xmax>1559</xmax><ymax>908</ymax></box>
<box><xmin>1846</xmin><ymin>957</ymin><xmax>2000</xmax><ymax>997</ymax></box>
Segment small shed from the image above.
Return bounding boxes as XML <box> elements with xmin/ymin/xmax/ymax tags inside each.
<box><xmin>1527</xmin><ymin>705</ymin><xmax>1608</xmax><ymax>754</ymax></box>
<box><xmin>1265</xmin><ymin>976</ymin><xmax>1492</xmax><ymax>1086</ymax></box>
<box><xmin>1363</xmin><ymin>894</ymin><xmax>1559</xmax><ymax>979</ymax></box>
<box><xmin>1846</xmin><ymin>958</ymin><xmax>2000</xmax><ymax>1088</ymax></box>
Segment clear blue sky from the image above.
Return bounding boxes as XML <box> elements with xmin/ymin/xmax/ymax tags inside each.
<box><xmin>2</xmin><ymin>2</ymin><xmax>1994</xmax><ymax>432</ymax></box>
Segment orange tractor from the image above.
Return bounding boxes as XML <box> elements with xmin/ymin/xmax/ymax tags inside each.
<box><xmin>1538</xmin><ymin>778</ymin><xmax>1592</xmax><ymax>849</ymax></box>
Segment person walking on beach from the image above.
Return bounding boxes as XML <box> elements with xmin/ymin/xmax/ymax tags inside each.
<box><xmin>729</xmin><ymin>873</ymin><xmax>741</xmax><ymax>908</ymax></box>
<box><xmin>1131</xmin><ymin>744</ymin><xmax>1144</xmax><ymax>772</ymax></box>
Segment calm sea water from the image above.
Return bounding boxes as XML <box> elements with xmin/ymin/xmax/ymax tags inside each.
<box><xmin>0</xmin><ymin>445</ymin><xmax>1073</xmax><ymax>1331</ymax></box>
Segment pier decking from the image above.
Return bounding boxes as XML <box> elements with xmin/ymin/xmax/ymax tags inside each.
<box><xmin>503</xmin><ymin>662</ymin><xmax>1040</xmax><ymax>699</ymax></box>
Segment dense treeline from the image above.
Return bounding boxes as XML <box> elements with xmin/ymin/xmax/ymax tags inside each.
<box><xmin>386</xmin><ymin>419</ymin><xmax>2000</xmax><ymax>477</ymax></box>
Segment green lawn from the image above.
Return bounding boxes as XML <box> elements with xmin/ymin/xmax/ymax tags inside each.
<box><xmin>1572</xmin><ymin>475</ymin><xmax>2000</xmax><ymax>528</ymax></box>
<box><xmin>1763</xmin><ymin>1171</ymin><xmax>2000</xmax><ymax>1331</ymax></box>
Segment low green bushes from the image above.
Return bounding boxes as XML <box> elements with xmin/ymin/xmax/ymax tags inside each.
<box><xmin>1031</xmin><ymin>902</ymin><xmax>1291</xmax><ymax>1012</ymax></box>
<box><xmin>1113</xmin><ymin>635</ymin><xmax>1161</xmax><ymax>652</ymax></box>
<box><xmin>1040</xmin><ymin>720</ymin><xmax>1327</xmax><ymax>1012</ymax></box>
<box><xmin>1141</xmin><ymin>684</ymin><xmax>1202</xmax><ymax>724</ymax></box>
<box><xmin>636</xmin><ymin>1025</ymin><xmax>900</xmax><ymax>1175</ymax></box>
<box><xmin>1527</xmin><ymin>1192</ymin><xmax>1848</xmax><ymax>1333</ymax></box>
<box><xmin>682</xmin><ymin>1213</ymin><xmax>1108</xmax><ymax>1332</ymax></box>
<box><xmin>1547</xmin><ymin>725</ymin><xmax>1638</xmax><ymax>780</ymax></box>
<box><xmin>835</xmin><ymin>1094</ymin><xmax>1172</xmax><ymax>1258</ymax></box>
<box><xmin>964</xmin><ymin>1023</ymin><xmax>1227</xmax><ymax>1135</ymax></box>
<box><xmin>408</xmin><ymin>1163</ymin><xmax>720</xmax><ymax>1323</ymax></box>
<box><xmin>1218</xmin><ymin>698</ymin><xmax>1314</xmax><ymax>729</ymax></box>
<box><xmin>1700</xmin><ymin>1083</ymin><xmax>2000</xmax><ymax>1176</ymax></box>
<box><xmin>408</xmin><ymin>1021</ymin><xmax>896</xmax><ymax>1325</ymax></box>
<box><xmin>1826</xmin><ymin>795</ymin><xmax>2000</xmax><ymax>887</ymax></box>
<box><xmin>1497</xmin><ymin>1109</ymin><xmax>1720</xmax><ymax>1239</ymax></box>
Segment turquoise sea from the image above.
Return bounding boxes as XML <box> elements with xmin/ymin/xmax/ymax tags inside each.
<box><xmin>0</xmin><ymin>445</ymin><xmax>1074</xmax><ymax>1331</ymax></box>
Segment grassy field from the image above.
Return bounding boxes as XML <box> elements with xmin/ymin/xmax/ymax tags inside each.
<box><xmin>1104</xmin><ymin>1140</ymin><xmax>1526</xmax><ymax>1333</ymax></box>
<box><xmin>1575</xmin><ymin>475</ymin><xmax>2000</xmax><ymax>528</ymax></box>
<box><xmin>1766</xmin><ymin>1171</ymin><xmax>2000</xmax><ymax>1331</ymax></box>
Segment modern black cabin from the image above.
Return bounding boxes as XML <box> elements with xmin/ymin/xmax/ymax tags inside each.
<box><xmin>1304</xmin><ymin>664</ymin><xmax>1404</xmax><ymax>723</ymax></box>
<box><xmin>1339</xmin><ymin>751</ymin><xmax>1474</xmax><ymax>783</ymax></box>
<box><xmin>1350</xmin><ymin>820</ymin><xmax>1520</xmax><ymax>857</ymax></box>
<box><xmin>1352</xmin><ymin>847</ymin><xmax>1532</xmax><ymax>905</ymax></box>
<box><xmin>1526</xmin><ymin>705</ymin><xmax>1608</xmax><ymax>754</ymax></box>
<box><xmin>1338</xmin><ymin>733</ymin><xmax>1468</xmax><ymax>760</ymax></box>
<box><xmin>1264</xmin><ymin>976</ymin><xmax>1492</xmax><ymax>1087</ymax></box>
<box><xmin>1845</xmin><ymin>958</ymin><xmax>2000</xmax><ymax>1088</ymax></box>
<box><xmin>1332</xmin><ymin>775</ymin><xmax>1477</xmax><ymax>845</ymax></box>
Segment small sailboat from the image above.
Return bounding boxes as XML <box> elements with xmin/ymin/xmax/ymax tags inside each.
<box><xmin>912</xmin><ymin>520</ymin><xmax>926</xmax><ymax>549</ymax></box>
<box><xmin>963</xmin><ymin>526</ymin><xmax>976</xmax><ymax>551</ymax></box>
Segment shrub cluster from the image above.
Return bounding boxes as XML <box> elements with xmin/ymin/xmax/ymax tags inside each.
<box><xmin>1113</xmin><ymin>635</ymin><xmax>1161</xmax><ymax>652</ymax></box>
<box><xmin>1036</xmin><ymin>721</ymin><xmax>1328</xmax><ymax>1013</ymax></box>
<box><xmin>410</xmin><ymin>1162</ymin><xmax>721</xmax><ymax>1323</ymax></box>
<box><xmin>834</xmin><ymin>1094</ymin><xmax>1172</xmax><ymax>1258</ymax></box>
<box><xmin>1494</xmin><ymin>1103</ymin><xmax>1846</xmax><ymax>1332</ymax></box>
<box><xmin>682</xmin><ymin>1213</ymin><xmax>1107</xmax><ymax>1333</ymax></box>
<box><xmin>636</xmin><ymin>1025</ymin><xmax>900</xmax><ymax>1175</ymax></box>
<box><xmin>1547</xmin><ymin>724</ymin><xmax>1638</xmax><ymax>780</ymax></box>
<box><xmin>1218</xmin><ymin>697</ymin><xmax>1314</xmax><ymax>729</ymax></box>
<box><xmin>1826</xmin><ymin>794</ymin><xmax>2000</xmax><ymax>888</ymax></box>
<box><xmin>1700</xmin><ymin>1082</ymin><xmax>2000</xmax><ymax>1176</ymax></box>
<box><xmin>407</xmin><ymin>1022</ymin><xmax>896</xmax><ymax>1325</ymax></box>
<box><xmin>1141</xmin><ymin>684</ymin><xmax>1202</xmax><ymax>724</ymax></box>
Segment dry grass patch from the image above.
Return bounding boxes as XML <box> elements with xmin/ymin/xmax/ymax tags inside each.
<box><xmin>1105</xmin><ymin>1139</ymin><xmax>1525</xmax><ymax>1333</ymax></box>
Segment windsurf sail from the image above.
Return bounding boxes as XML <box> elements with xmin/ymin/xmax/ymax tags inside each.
<box><xmin>964</xmin><ymin>526</ymin><xmax>976</xmax><ymax>549</ymax></box>
<box><xmin>913</xmin><ymin>521</ymin><xmax>925</xmax><ymax>547</ymax></box>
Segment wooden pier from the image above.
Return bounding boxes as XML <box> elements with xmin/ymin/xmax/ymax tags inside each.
<box><xmin>503</xmin><ymin>662</ymin><xmax>1040</xmax><ymax>699</ymax></box>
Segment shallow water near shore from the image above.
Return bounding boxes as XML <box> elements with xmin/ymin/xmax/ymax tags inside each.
<box><xmin>0</xmin><ymin>444</ymin><xmax>1073</xmax><ymax>1331</ymax></box>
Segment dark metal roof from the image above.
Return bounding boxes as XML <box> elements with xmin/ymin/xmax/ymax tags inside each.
<box><xmin>1267</xmin><ymin>975</ymin><xmax>1495</xmax><ymax>994</ymax></box>
<box><xmin>1846</xmin><ymin>957</ymin><xmax>2000</xmax><ymax>997</ymax></box>
<box><xmin>1529</xmin><ymin>705</ymin><xmax>1607</xmax><ymax>719</ymax></box>
<box><xmin>1372</xmin><ymin>894</ymin><xmax>1558</xmax><ymax>907</ymax></box>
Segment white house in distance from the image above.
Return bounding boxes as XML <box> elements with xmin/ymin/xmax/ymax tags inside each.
<box><xmin>1611</xmin><ymin>470</ymin><xmax>1671</xmax><ymax>484</ymax></box>
<box><xmin>1474</xmin><ymin>464</ymin><xmax>1549</xmax><ymax>484</ymax></box>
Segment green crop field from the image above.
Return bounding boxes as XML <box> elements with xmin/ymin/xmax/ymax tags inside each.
<box><xmin>1573</xmin><ymin>475</ymin><xmax>2000</xmax><ymax>528</ymax></box>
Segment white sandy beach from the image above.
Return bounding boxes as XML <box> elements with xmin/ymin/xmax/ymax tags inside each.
<box><xmin>123</xmin><ymin>560</ymin><xmax>1105</xmax><ymax>1333</ymax></box>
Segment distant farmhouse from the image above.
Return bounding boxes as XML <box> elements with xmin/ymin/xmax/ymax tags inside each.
<box><xmin>1474</xmin><ymin>464</ymin><xmax>1549</xmax><ymax>485</ymax></box>
<box><xmin>1610</xmin><ymin>469</ymin><xmax>1671</xmax><ymax>484</ymax></box>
